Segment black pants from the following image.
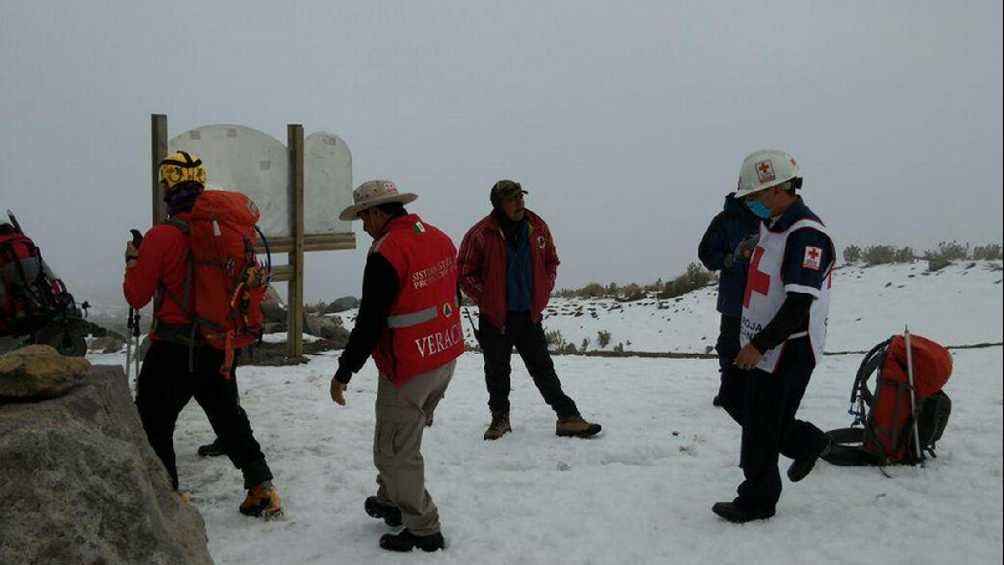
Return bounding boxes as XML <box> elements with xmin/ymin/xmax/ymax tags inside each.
<box><xmin>719</xmin><ymin>338</ymin><xmax>828</xmax><ymax>512</ymax></box>
<box><xmin>715</xmin><ymin>315</ymin><xmax>742</xmax><ymax>397</ymax></box>
<box><xmin>479</xmin><ymin>311</ymin><xmax>579</xmax><ymax>418</ymax></box>
<box><xmin>135</xmin><ymin>340</ymin><xmax>272</xmax><ymax>490</ymax></box>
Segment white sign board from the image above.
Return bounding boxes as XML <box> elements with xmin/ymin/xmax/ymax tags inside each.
<box><xmin>168</xmin><ymin>125</ymin><xmax>353</xmax><ymax>239</ymax></box>
<box><xmin>305</xmin><ymin>132</ymin><xmax>352</xmax><ymax>235</ymax></box>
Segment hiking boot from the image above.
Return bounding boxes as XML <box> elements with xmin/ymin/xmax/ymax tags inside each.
<box><xmin>365</xmin><ymin>496</ymin><xmax>402</xmax><ymax>527</ymax></box>
<box><xmin>379</xmin><ymin>529</ymin><xmax>445</xmax><ymax>552</ymax></box>
<box><xmin>197</xmin><ymin>438</ymin><xmax>226</xmax><ymax>457</ymax></box>
<box><xmin>239</xmin><ymin>481</ymin><xmax>283</xmax><ymax>519</ymax></box>
<box><xmin>787</xmin><ymin>438</ymin><xmax>832</xmax><ymax>483</ymax></box>
<box><xmin>556</xmin><ymin>416</ymin><xmax>602</xmax><ymax>438</ymax></box>
<box><xmin>483</xmin><ymin>413</ymin><xmax>511</xmax><ymax>440</ymax></box>
<box><xmin>711</xmin><ymin>501</ymin><xmax>774</xmax><ymax>523</ymax></box>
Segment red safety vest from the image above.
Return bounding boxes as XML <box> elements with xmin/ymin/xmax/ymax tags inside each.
<box><xmin>371</xmin><ymin>214</ymin><xmax>464</xmax><ymax>386</ymax></box>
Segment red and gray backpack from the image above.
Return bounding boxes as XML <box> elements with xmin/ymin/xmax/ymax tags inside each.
<box><xmin>1</xmin><ymin>213</ymin><xmax>79</xmax><ymax>340</ymax></box>
<box><xmin>155</xmin><ymin>191</ymin><xmax>270</xmax><ymax>375</ymax></box>
<box><xmin>824</xmin><ymin>334</ymin><xmax>953</xmax><ymax>466</ymax></box>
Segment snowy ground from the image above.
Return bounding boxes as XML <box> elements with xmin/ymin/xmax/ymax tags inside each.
<box><xmin>84</xmin><ymin>260</ymin><xmax>1003</xmax><ymax>564</ymax></box>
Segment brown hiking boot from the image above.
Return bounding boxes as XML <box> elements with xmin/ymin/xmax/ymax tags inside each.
<box><xmin>556</xmin><ymin>416</ymin><xmax>602</xmax><ymax>438</ymax></box>
<box><xmin>239</xmin><ymin>481</ymin><xmax>283</xmax><ymax>519</ymax></box>
<box><xmin>483</xmin><ymin>413</ymin><xmax>511</xmax><ymax>440</ymax></box>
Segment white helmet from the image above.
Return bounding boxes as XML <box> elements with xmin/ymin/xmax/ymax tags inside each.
<box><xmin>736</xmin><ymin>149</ymin><xmax>801</xmax><ymax>197</ymax></box>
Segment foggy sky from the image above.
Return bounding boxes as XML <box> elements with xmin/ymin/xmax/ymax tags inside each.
<box><xmin>2</xmin><ymin>1</ymin><xmax>1002</xmax><ymax>309</ymax></box>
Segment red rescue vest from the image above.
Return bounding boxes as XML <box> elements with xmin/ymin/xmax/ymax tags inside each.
<box><xmin>371</xmin><ymin>215</ymin><xmax>464</xmax><ymax>386</ymax></box>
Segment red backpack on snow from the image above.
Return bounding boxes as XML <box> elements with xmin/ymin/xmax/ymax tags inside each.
<box><xmin>159</xmin><ymin>191</ymin><xmax>270</xmax><ymax>375</ymax></box>
<box><xmin>824</xmin><ymin>334</ymin><xmax>953</xmax><ymax>466</ymax></box>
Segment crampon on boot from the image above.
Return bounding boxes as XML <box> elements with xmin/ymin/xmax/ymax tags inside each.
<box><xmin>239</xmin><ymin>481</ymin><xmax>282</xmax><ymax>519</ymax></box>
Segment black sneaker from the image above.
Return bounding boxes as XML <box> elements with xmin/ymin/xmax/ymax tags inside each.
<box><xmin>787</xmin><ymin>438</ymin><xmax>831</xmax><ymax>482</ymax></box>
<box><xmin>711</xmin><ymin>501</ymin><xmax>774</xmax><ymax>523</ymax></box>
<box><xmin>379</xmin><ymin>529</ymin><xmax>445</xmax><ymax>552</ymax></box>
<box><xmin>365</xmin><ymin>496</ymin><xmax>402</xmax><ymax>527</ymax></box>
<box><xmin>197</xmin><ymin>438</ymin><xmax>226</xmax><ymax>457</ymax></box>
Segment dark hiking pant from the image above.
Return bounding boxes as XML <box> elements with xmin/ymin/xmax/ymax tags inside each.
<box><xmin>135</xmin><ymin>340</ymin><xmax>272</xmax><ymax>490</ymax></box>
<box><xmin>715</xmin><ymin>314</ymin><xmax>742</xmax><ymax>398</ymax></box>
<box><xmin>479</xmin><ymin>311</ymin><xmax>579</xmax><ymax>418</ymax></box>
<box><xmin>719</xmin><ymin>338</ymin><xmax>828</xmax><ymax>512</ymax></box>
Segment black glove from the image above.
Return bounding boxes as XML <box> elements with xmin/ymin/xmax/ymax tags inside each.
<box><xmin>125</xmin><ymin>229</ymin><xmax>143</xmax><ymax>265</ymax></box>
<box><xmin>725</xmin><ymin>235</ymin><xmax>759</xmax><ymax>270</ymax></box>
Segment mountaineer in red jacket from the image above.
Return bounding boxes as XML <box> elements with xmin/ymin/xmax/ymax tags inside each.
<box><xmin>123</xmin><ymin>151</ymin><xmax>280</xmax><ymax>518</ymax></box>
<box><xmin>458</xmin><ymin>180</ymin><xmax>601</xmax><ymax>440</ymax></box>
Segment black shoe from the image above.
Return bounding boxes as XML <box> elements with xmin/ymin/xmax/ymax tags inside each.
<box><xmin>712</xmin><ymin>395</ymin><xmax>722</xmax><ymax>407</ymax></box>
<box><xmin>365</xmin><ymin>496</ymin><xmax>402</xmax><ymax>527</ymax></box>
<box><xmin>197</xmin><ymin>438</ymin><xmax>226</xmax><ymax>457</ymax></box>
<box><xmin>379</xmin><ymin>529</ymin><xmax>445</xmax><ymax>552</ymax></box>
<box><xmin>787</xmin><ymin>439</ymin><xmax>831</xmax><ymax>482</ymax></box>
<box><xmin>712</xmin><ymin>501</ymin><xmax>774</xmax><ymax>523</ymax></box>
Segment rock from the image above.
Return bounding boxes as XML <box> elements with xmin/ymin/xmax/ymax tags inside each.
<box><xmin>304</xmin><ymin>314</ymin><xmax>349</xmax><ymax>347</ymax></box>
<box><xmin>89</xmin><ymin>335</ymin><xmax>126</xmax><ymax>354</ymax></box>
<box><xmin>0</xmin><ymin>345</ymin><xmax>91</xmax><ymax>400</ymax></box>
<box><xmin>323</xmin><ymin>296</ymin><xmax>359</xmax><ymax>314</ymax></box>
<box><xmin>261</xmin><ymin>286</ymin><xmax>287</xmax><ymax>324</ymax></box>
<box><xmin>0</xmin><ymin>365</ymin><xmax>213</xmax><ymax>565</ymax></box>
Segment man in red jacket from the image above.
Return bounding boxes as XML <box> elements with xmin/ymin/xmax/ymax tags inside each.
<box><xmin>330</xmin><ymin>180</ymin><xmax>462</xmax><ymax>552</ymax></box>
<box><xmin>458</xmin><ymin>180</ymin><xmax>601</xmax><ymax>440</ymax></box>
<box><xmin>123</xmin><ymin>151</ymin><xmax>280</xmax><ymax>518</ymax></box>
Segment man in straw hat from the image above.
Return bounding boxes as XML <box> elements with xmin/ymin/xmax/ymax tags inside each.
<box><xmin>330</xmin><ymin>180</ymin><xmax>463</xmax><ymax>552</ymax></box>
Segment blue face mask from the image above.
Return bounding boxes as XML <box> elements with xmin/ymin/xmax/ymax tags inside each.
<box><xmin>746</xmin><ymin>199</ymin><xmax>772</xmax><ymax>219</ymax></box>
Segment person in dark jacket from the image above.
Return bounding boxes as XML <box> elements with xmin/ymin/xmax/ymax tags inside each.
<box><xmin>698</xmin><ymin>192</ymin><xmax>761</xmax><ymax>406</ymax></box>
<box><xmin>124</xmin><ymin>151</ymin><xmax>280</xmax><ymax>518</ymax></box>
<box><xmin>458</xmin><ymin>180</ymin><xmax>601</xmax><ymax>441</ymax></box>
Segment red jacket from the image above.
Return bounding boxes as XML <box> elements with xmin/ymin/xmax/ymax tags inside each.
<box><xmin>458</xmin><ymin>209</ymin><xmax>559</xmax><ymax>331</ymax></box>
<box><xmin>123</xmin><ymin>213</ymin><xmax>192</xmax><ymax>336</ymax></box>
<box><xmin>371</xmin><ymin>214</ymin><xmax>464</xmax><ymax>386</ymax></box>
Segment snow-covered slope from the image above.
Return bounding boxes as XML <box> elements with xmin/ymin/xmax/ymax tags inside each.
<box><xmin>82</xmin><ymin>260</ymin><xmax>1003</xmax><ymax>564</ymax></box>
<box><xmin>332</xmin><ymin>260</ymin><xmax>1004</xmax><ymax>353</ymax></box>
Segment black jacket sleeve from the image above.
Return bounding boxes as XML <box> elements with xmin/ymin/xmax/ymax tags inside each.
<box><xmin>750</xmin><ymin>292</ymin><xmax>814</xmax><ymax>353</ymax></box>
<box><xmin>698</xmin><ymin>212</ymin><xmax>728</xmax><ymax>272</ymax></box>
<box><xmin>335</xmin><ymin>253</ymin><xmax>399</xmax><ymax>384</ymax></box>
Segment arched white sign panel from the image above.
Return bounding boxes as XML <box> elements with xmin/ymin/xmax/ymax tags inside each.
<box><xmin>169</xmin><ymin>124</ymin><xmax>290</xmax><ymax>237</ymax></box>
<box><xmin>305</xmin><ymin>132</ymin><xmax>353</xmax><ymax>235</ymax></box>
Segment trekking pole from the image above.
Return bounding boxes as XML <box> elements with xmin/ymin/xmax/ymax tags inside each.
<box><xmin>126</xmin><ymin>308</ymin><xmax>135</xmax><ymax>381</ymax></box>
<box><xmin>904</xmin><ymin>326</ymin><xmax>925</xmax><ymax>467</ymax></box>
<box><xmin>132</xmin><ymin>309</ymin><xmax>141</xmax><ymax>378</ymax></box>
<box><xmin>463</xmin><ymin>307</ymin><xmax>481</xmax><ymax>348</ymax></box>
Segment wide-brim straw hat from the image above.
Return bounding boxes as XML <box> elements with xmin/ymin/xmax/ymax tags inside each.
<box><xmin>339</xmin><ymin>180</ymin><xmax>418</xmax><ymax>221</ymax></box>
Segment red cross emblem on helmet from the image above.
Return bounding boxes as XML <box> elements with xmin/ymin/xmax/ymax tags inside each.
<box><xmin>755</xmin><ymin>160</ymin><xmax>776</xmax><ymax>184</ymax></box>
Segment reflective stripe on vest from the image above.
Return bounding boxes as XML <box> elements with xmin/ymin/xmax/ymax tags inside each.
<box><xmin>387</xmin><ymin>306</ymin><xmax>439</xmax><ymax>329</ymax></box>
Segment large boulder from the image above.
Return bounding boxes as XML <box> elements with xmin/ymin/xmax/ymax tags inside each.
<box><xmin>261</xmin><ymin>286</ymin><xmax>287</xmax><ymax>324</ymax></box>
<box><xmin>0</xmin><ymin>344</ymin><xmax>91</xmax><ymax>400</ymax></box>
<box><xmin>88</xmin><ymin>334</ymin><xmax>126</xmax><ymax>354</ymax></box>
<box><xmin>0</xmin><ymin>364</ymin><xmax>213</xmax><ymax>565</ymax></box>
<box><xmin>304</xmin><ymin>314</ymin><xmax>349</xmax><ymax>347</ymax></box>
<box><xmin>323</xmin><ymin>296</ymin><xmax>359</xmax><ymax>314</ymax></box>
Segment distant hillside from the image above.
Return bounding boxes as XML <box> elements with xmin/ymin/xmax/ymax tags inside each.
<box><xmin>330</xmin><ymin>260</ymin><xmax>1003</xmax><ymax>354</ymax></box>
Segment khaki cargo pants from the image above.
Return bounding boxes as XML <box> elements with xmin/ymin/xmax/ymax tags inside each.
<box><xmin>374</xmin><ymin>360</ymin><xmax>454</xmax><ymax>536</ymax></box>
